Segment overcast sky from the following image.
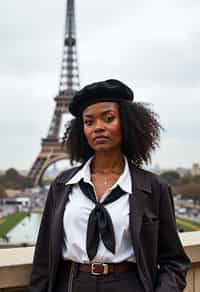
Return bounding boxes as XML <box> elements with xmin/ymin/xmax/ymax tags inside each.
<box><xmin>0</xmin><ymin>0</ymin><xmax>200</xmax><ymax>171</ymax></box>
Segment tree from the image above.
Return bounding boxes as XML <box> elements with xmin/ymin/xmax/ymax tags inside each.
<box><xmin>0</xmin><ymin>184</ymin><xmax>7</xmax><ymax>198</ymax></box>
<box><xmin>180</xmin><ymin>175</ymin><xmax>200</xmax><ymax>184</ymax></box>
<box><xmin>160</xmin><ymin>171</ymin><xmax>180</xmax><ymax>185</ymax></box>
<box><xmin>5</xmin><ymin>168</ymin><xmax>20</xmax><ymax>181</ymax></box>
<box><xmin>172</xmin><ymin>183</ymin><xmax>200</xmax><ymax>203</ymax></box>
<box><xmin>0</xmin><ymin>168</ymin><xmax>34</xmax><ymax>190</ymax></box>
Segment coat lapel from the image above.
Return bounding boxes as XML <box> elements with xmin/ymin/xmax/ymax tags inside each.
<box><xmin>128</xmin><ymin>162</ymin><xmax>152</xmax><ymax>238</ymax></box>
<box><xmin>50</xmin><ymin>166</ymin><xmax>82</xmax><ymax>288</ymax></box>
<box><xmin>128</xmin><ymin>162</ymin><xmax>153</xmax><ymax>292</ymax></box>
<box><xmin>51</xmin><ymin>183</ymin><xmax>71</xmax><ymax>287</ymax></box>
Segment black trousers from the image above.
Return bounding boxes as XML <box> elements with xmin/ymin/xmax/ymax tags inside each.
<box><xmin>54</xmin><ymin>261</ymin><xmax>145</xmax><ymax>292</ymax></box>
<box><xmin>72</xmin><ymin>270</ymin><xmax>144</xmax><ymax>292</ymax></box>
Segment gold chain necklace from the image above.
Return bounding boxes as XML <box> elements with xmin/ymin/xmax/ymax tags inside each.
<box><xmin>103</xmin><ymin>178</ymin><xmax>109</xmax><ymax>186</ymax></box>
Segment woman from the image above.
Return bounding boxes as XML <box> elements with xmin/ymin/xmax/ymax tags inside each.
<box><xmin>30</xmin><ymin>79</ymin><xmax>190</xmax><ymax>292</ymax></box>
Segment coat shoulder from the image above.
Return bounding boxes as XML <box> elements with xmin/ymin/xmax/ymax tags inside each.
<box><xmin>51</xmin><ymin>164</ymin><xmax>83</xmax><ymax>185</ymax></box>
<box><xmin>132</xmin><ymin>164</ymin><xmax>170</xmax><ymax>190</ymax></box>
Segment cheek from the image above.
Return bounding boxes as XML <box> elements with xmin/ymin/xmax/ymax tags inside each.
<box><xmin>83</xmin><ymin>126</ymin><xmax>91</xmax><ymax>142</ymax></box>
<box><xmin>110</xmin><ymin>122</ymin><xmax>122</xmax><ymax>140</ymax></box>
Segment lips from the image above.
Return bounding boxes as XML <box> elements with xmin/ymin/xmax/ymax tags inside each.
<box><xmin>93</xmin><ymin>135</ymin><xmax>109</xmax><ymax>144</ymax></box>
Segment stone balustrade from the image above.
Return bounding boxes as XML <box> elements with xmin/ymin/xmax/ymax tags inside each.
<box><xmin>181</xmin><ymin>231</ymin><xmax>200</xmax><ymax>292</ymax></box>
<box><xmin>0</xmin><ymin>231</ymin><xmax>200</xmax><ymax>292</ymax></box>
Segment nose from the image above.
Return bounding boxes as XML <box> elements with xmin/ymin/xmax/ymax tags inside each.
<box><xmin>93</xmin><ymin>119</ymin><xmax>105</xmax><ymax>132</ymax></box>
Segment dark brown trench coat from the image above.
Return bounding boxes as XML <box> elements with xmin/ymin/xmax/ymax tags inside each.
<box><xmin>29</xmin><ymin>161</ymin><xmax>190</xmax><ymax>292</ymax></box>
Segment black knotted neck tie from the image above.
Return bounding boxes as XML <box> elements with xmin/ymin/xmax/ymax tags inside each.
<box><xmin>79</xmin><ymin>179</ymin><xmax>126</xmax><ymax>261</ymax></box>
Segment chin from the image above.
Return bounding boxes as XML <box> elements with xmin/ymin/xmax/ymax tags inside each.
<box><xmin>91</xmin><ymin>143</ymin><xmax>110</xmax><ymax>151</ymax></box>
<box><xmin>93</xmin><ymin>146</ymin><xmax>110</xmax><ymax>152</ymax></box>
<box><xmin>93</xmin><ymin>144</ymin><xmax>120</xmax><ymax>153</ymax></box>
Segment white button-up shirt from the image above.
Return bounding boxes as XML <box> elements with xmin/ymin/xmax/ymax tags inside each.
<box><xmin>62</xmin><ymin>156</ymin><xmax>135</xmax><ymax>263</ymax></box>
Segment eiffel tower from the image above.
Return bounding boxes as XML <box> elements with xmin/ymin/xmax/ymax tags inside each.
<box><xmin>29</xmin><ymin>0</ymin><xmax>80</xmax><ymax>186</ymax></box>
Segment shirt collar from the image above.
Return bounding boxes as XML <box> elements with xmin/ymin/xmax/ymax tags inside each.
<box><xmin>65</xmin><ymin>156</ymin><xmax>93</xmax><ymax>185</ymax></box>
<box><xmin>113</xmin><ymin>156</ymin><xmax>132</xmax><ymax>194</ymax></box>
<box><xmin>65</xmin><ymin>155</ymin><xmax>132</xmax><ymax>194</ymax></box>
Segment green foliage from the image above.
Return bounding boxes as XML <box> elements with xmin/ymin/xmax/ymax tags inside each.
<box><xmin>160</xmin><ymin>170</ymin><xmax>180</xmax><ymax>185</ymax></box>
<box><xmin>176</xmin><ymin>223</ymin><xmax>193</xmax><ymax>232</ymax></box>
<box><xmin>0</xmin><ymin>212</ymin><xmax>28</xmax><ymax>237</ymax></box>
<box><xmin>0</xmin><ymin>168</ymin><xmax>34</xmax><ymax>190</ymax></box>
<box><xmin>5</xmin><ymin>168</ymin><xmax>19</xmax><ymax>180</ymax></box>
<box><xmin>180</xmin><ymin>175</ymin><xmax>200</xmax><ymax>184</ymax></box>
<box><xmin>176</xmin><ymin>216</ymin><xmax>200</xmax><ymax>231</ymax></box>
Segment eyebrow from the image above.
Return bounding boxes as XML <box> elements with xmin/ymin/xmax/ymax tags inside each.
<box><xmin>83</xmin><ymin>110</ymin><xmax>116</xmax><ymax>118</ymax></box>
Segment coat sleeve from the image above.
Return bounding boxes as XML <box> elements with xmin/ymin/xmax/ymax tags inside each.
<box><xmin>155</xmin><ymin>183</ymin><xmax>191</xmax><ymax>292</ymax></box>
<box><xmin>29</xmin><ymin>183</ymin><xmax>55</xmax><ymax>292</ymax></box>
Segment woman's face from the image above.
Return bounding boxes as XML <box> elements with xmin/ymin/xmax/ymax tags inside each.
<box><xmin>82</xmin><ymin>102</ymin><xmax>122</xmax><ymax>153</ymax></box>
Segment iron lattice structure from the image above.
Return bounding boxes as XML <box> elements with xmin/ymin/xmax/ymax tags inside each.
<box><xmin>29</xmin><ymin>0</ymin><xmax>80</xmax><ymax>186</ymax></box>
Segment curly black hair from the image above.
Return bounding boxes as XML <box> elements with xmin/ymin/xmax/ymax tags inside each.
<box><xmin>63</xmin><ymin>100</ymin><xmax>163</xmax><ymax>167</ymax></box>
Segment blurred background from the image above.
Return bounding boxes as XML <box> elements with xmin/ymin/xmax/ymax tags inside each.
<box><xmin>0</xmin><ymin>0</ymin><xmax>200</xmax><ymax>246</ymax></box>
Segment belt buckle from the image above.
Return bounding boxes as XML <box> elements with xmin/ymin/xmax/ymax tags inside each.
<box><xmin>91</xmin><ymin>263</ymin><xmax>109</xmax><ymax>275</ymax></box>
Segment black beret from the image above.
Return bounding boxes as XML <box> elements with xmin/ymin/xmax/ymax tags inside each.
<box><xmin>69</xmin><ymin>79</ymin><xmax>134</xmax><ymax>117</ymax></box>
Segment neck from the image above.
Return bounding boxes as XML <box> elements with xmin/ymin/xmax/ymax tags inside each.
<box><xmin>91</xmin><ymin>150</ymin><xmax>124</xmax><ymax>175</ymax></box>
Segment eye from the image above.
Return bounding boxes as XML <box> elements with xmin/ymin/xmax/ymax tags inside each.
<box><xmin>83</xmin><ymin>119</ymin><xmax>93</xmax><ymax>126</ymax></box>
<box><xmin>104</xmin><ymin>115</ymin><xmax>115</xmax><ymax>123</ymax></box>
